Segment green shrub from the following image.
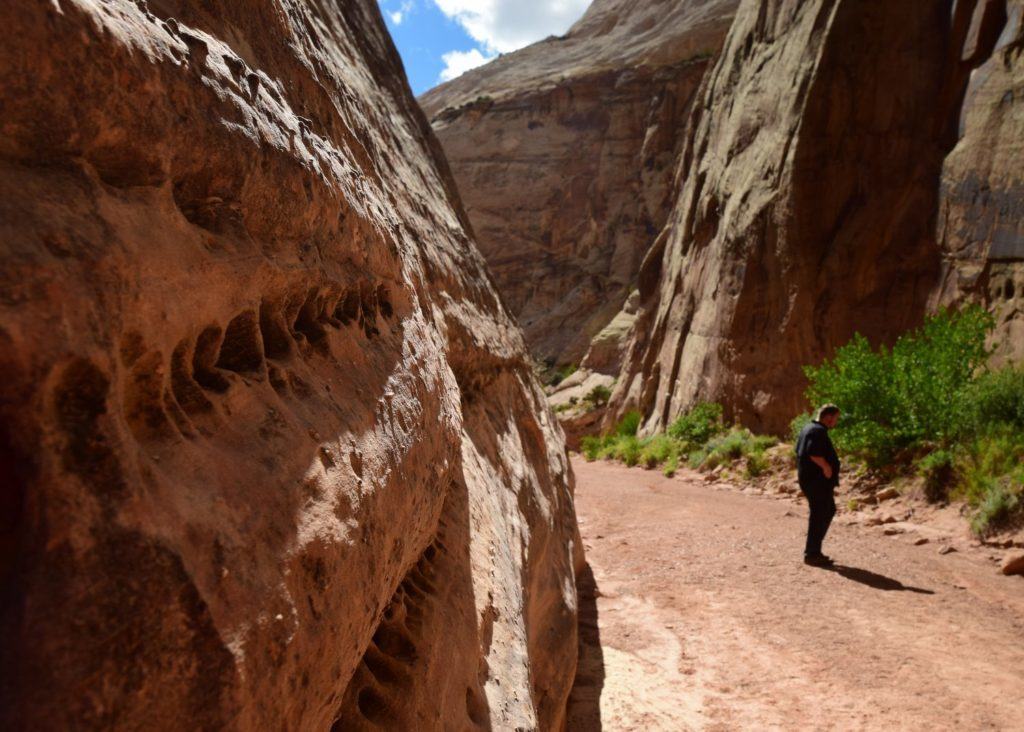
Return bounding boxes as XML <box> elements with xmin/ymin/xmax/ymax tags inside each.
<box><xmin>803</xmin><ymin>306</ymin><xmax>994</xmax><ymax>465</ymax></box>
<box><xmin>746</xmin><ymin>451</ymin><xmax>770</xmax><ymax>478</ymax></box>
<box><xmin>688</xmin><ymin>428</ymin><xmax>777</xmax><ymax>471</ymax></box>
<box><xmin>956</xmin><ymin>365</ymin><xmax>1024</xmax><ymax>433</ymax></box>
<box><xmin>582</xmin><ymin>384</ymin><xmax>612</xmax><ymax>410</ymax></box>
<box><xmin>615</xmin><ymin>436</ymin><xmax>641</xmax><ymax>466</ymax></box>
<box><xmin>549</xmin><ymin>363</ymin><xmax>578</xmax><ymax>386</ymax></box>
<box><xmin>663</xmin><ymin>453</ymin><xmax>679</xmax><ymax>478</ymax></box>
<box><xmin>580</xmin><ymin>435</ymin><xmax>603</xmax><ymax>461</ymax></box>
<box><xmin>917</xmin><ymin>449</ymin><xmax>954</xmax><ymax>502</ymax></box>
<box><xmin>668</xmin><ymin>402</ymin><xmax>724</xmax><ymax>445</ymax></box>
<box><xmin>970</xmin><ymin>482</ymin><xmax>1021</xmax><ymax>535</ymax></box>
<box><xmin>616</xmin><ymin>410</ymin><xmax>642</xmax><ymax>437</ymax></box>
<box><xmin>639</xmin><ymin>434</ymin><xmax>676</xmax><ymax>469</ymax></box>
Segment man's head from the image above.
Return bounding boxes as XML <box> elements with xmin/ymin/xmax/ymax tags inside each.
<box><xmin>816</xmin><ymin>404</ymin><xmax>841</xmax><ymax>428</ymax></box>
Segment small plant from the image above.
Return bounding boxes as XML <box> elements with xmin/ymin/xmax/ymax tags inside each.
<box><xmin>580</xmin><ymin>435</ymin><xmax>604</xmax><ymax>461</ymax></box>
<box><xmin>616</xmin><ymin>410</ymin><xmax>642</xmax><ymax>437</ymax></box>
<box><xmin>663</xmin><ymin>453</ymin><xmax>679</xmax><ymax>478</ymax></box>
<box><xmin>970</xmin><ymin>482</ymin><xmax>1021</xmax><ymax>535</ymax></box>
<box><xmin>745</xmin><ymin>451</ymin><xmax>770</xmax><ymax>478</ymax></box>
<box><xmin>847</xmin><ymin>498</ymin><xmax>859</xmax><ymax>512</ymax></box>
<box><xmin>582</xmin><ymin>384</ymin><xmax>612</xmax><ymax>410</ymax></box>
<box><xmin>917</xmin><ymin>449</ymin><xmax>954</xmax><ymax>502</ymax></box>
<box><xmin>549</xmin><ymin>363</ymin><xmax>578</xmax><ymax>386</ymax></box>
<box><xmin>552</xmin><ymin>403</ymin><xmax>573</xmax><ymax>414</ymax></box>
<box><xmin>639</xmin><ymin>434</ymin><xmax>676</xmax><ymax>469</ymax></box>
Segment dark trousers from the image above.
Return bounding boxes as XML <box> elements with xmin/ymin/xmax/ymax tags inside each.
<box><xmin>799</xmin><ymin>480</ymin><xmax>836</xmax><ymax>556</ymax></box>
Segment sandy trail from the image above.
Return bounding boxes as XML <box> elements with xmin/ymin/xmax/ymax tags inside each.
<box><xmin>567</xmin><ymin>458</ymin><xmax>1024</xmax><ymax>731</ymax></box>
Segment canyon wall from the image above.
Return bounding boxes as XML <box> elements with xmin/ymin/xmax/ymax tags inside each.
<box><xmin>0</xmin><ymin>1</ymin><xmax>580</xmax><ymax>729</ymax></box>
<box><xmin>610</xmin><ymin>0</ymin><xmax>1023</xmax><ymax>434</ymax></box>
<box><xmin>934</xmin><ymin>0</ymin><xmax>1024</xmax><ymax>361</ymax></box>
<box><xmin>421</xmin><ymin>0</ymin><xmax>739</xmax><ymax>368</ymax></box>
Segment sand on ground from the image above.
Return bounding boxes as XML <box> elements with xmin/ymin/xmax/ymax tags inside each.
<box><xmin>567</xmin><ymin>458</ymin><xmax>1024</xmax><ymax>731</ymax></box>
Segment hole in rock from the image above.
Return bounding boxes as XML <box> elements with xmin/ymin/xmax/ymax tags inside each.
<box><xmin>259</xmin><ymin>301</ymin><xmax>292</xmax><ymax>359</ymax></box>
<box><xmin>216</xmin><ymin>310</ymin><xmax>264</xmax><ymax>373</ymax></box>
<box><xmin>192</xmin><ymin>326</ymin><xmax>230</xmax><ymax>393</ymax></box>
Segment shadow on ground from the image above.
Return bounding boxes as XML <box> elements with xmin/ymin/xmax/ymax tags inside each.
<box><xmin>566</xmin><ymin>563</ymin><xmax>605</xmax><ymax>730</ymax></box>
<box><xmin>823</xmin><ymin>564</ymin><xmax>935</xmax><ymax>594</ymax></box>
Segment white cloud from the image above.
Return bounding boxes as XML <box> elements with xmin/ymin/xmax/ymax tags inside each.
<box><xmin>434</xmin><ymin>0</ymin><xmax>590</xmax><ymax>54</ymax></box>
<box><xmin>439</xmin><ymin>48</ymin><xmax>495</xmax><ymax>81</ymax></box>
<box><xmin>385</xmin><ymin>0</ymin><xmax>414</xmax><ymax>25</ymax></box>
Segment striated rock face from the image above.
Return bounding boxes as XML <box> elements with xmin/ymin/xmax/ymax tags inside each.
<box><xmin>420</xmin><ymin>0</ymin><xmax>739</xmax><ymax>367</ymax></box>
<box><xmin>934</xmin><ymin>0</ymin><xmax>1024</xmax><ymax>363</ymax></box>
<box><xmin>611</xmin><ymin>0</ymin><xmax>1021</xmax><ymax>435</ymax></box>
<box><xmin>0</xmin><ymin>2</ymin><xmax>580</xmax><ymax>729</ymax></box>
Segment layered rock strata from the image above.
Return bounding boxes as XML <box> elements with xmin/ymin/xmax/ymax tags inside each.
<box><xmin>610</xmin><ymin>0</ymin><xmax>1021</xmax><ymax>435</ymax></box>
<box><xmin>421</xmin><ymin>0</ymin><xmax>739</xmax><ymax>367</ymax></box>
<box><xmin>0</xmin><ymin>1</ymin><xmax>580</xmax><ymax>729</ymax></box>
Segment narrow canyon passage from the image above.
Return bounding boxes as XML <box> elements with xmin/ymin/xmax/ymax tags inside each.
<box><xmin>567</xmin><ymin>458</ymin><xmax>1024</xmax><ymax>731</ymax></box>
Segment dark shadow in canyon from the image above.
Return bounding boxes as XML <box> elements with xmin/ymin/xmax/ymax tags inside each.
<box><xmin>823</xmin><ymin>564</ymin><xmax>935</xmax><ymax>595</ymax></box>
<box><xmin>566</xmin><ymin>562</ymin><xmax>605</xmax><ymax>730</ymax></box>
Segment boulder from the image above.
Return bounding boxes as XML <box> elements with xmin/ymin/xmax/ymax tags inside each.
<box><xmin>0</xmin><ymin>2</ymin><xmax>581</xmax><ymax>729</ymax></box>
<box><xmin>1001</xmin><ymin>553</ymin><xmax>1024</xmax><ymax>576</ymax></box>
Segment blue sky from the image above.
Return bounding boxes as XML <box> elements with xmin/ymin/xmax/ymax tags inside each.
<box><xmin>379</xmin><ymin>0</ymin><xmax>591</xmax><ymax>96</ymax></box>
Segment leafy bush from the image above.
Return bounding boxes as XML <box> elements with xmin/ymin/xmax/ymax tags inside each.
<box><xmin>615</xmin><ymin>436</ymin><xmax>642</xmax><ymax>466</ymax></box>
<box><xmin>668</xmin><ymin>402</ymin><xmax>725</xmax><ymax>446</ymax></box>
<box><xmin>956</xmin><ymin>365</ymin><xmax>1024</xmax><ymax>434</ymax></box>
<box><xmin>617</xmin><ymin>410</ymin><xmax>642</xmax><ymax>437</ymax></box>
<box><xmin>803</xmin><ymin>306</ymin><xmax>994</xmax><ymax>464</ymax></box>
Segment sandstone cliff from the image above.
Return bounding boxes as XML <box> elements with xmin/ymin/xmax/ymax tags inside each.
<box><xmin>420</xmin><ymin>0</ymin><xmax>739</xmax><ymax>368</ymax></box>
<box><xmin>610</xmin><ymin>0</ymin><xmax>1023</xmax><ymax>435</ymax></box>
<box><xmin>0</xmin><ymin>2</ymin><xmax>580</xmax><ymax>729</ymax></box>
<box><xmin>934</xmin><ymin>1</ymin><xmax>1024</xmax><ymax>360</ymax></box>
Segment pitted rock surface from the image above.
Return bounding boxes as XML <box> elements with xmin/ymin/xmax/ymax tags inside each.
<box><xmin>0</xmin><ymin>2</ymin><xmax>580</xmax><ymax>729</ymax></box>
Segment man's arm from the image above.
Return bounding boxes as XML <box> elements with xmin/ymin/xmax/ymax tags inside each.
<box><xmin>810</xmin><ymin>455</ymin><xmax>833</xmax><ymax>479</ymax></box>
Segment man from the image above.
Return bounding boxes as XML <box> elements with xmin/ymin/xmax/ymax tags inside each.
<box><xmin>795</xmin><ymin>404</ymin><xmax>841</xmax><ymax>566</ymax></box>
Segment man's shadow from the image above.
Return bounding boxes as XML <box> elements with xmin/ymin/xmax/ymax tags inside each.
<box><xmin>820</xmin><ymin>564</ymin><xmax>935</xmax><ymax>594</ymax></box>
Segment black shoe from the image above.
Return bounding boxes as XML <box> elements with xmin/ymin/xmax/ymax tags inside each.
<box><xmin>804</xmin><ymin>553</ymin><xmax>834</xmax><ymax>567</ymax></box>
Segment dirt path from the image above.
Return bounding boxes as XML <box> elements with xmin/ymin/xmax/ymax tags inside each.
<box><xmin>567</xmin><ymin>458</ymin><xmax>1024</xmax><ymax>731</ymax></box>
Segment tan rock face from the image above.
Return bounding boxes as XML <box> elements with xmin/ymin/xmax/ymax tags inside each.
<box><xmin>421</xmin><ymin>0</ymin><xmax>739</xmax><ymax>367</ymax></box>
<box><xmin>0</xmin><ymin>2</ymin><xmax>580</xmax><ymax>729</ymax></box>
<box><xmin>933</xmin><ymin>1</ymin><xmax>1024</xmax><ymax>363</ymax></box>
<box><xmin>611</xmin><ymin>0</ymin><xmax>1021</xmax><ymax>435</ymax></box>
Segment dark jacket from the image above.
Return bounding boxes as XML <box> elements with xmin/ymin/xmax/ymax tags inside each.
<box><xmin>795</xmin><ymin>420</ymin><xmax>840</xmax><ymax>488</ymax></box>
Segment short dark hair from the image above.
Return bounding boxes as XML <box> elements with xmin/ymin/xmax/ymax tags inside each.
<box><xmin>817</xmin><ymin>404</ymin><xmax>840</xmax><ymax>420</ymax></box>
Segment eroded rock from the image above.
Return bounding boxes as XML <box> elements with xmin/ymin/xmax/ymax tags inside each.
<box><xmin>0</xmin><ymin>2</ymin><xmax>580</xmax><ymax>729</ymax></box>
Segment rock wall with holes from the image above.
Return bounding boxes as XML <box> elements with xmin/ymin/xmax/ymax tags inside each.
<box><xmin>608</xmin><ymin>0</ymin><xmax>1024</xmax><ymax>435</ymax></box>
<box><xmin>420</xmin><ymin>0</ymin><xmax>739</xmax><ymax>368</ymax></box>
<box><xmin>0</xmin><ymin>2</ymin><xmax>580</xmax><ymax>730</ymax></box>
